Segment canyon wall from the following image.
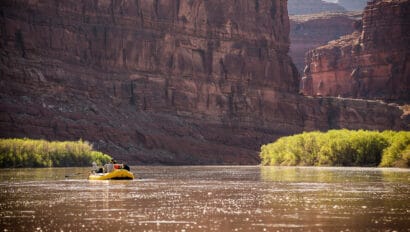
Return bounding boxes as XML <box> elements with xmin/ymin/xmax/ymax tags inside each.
<box><xmin>301</xmin><ymin>0</ymin><xmax>410</xmax><ymax>101</ymax></box>
<box><xmin>337</xmin><ymin>0</ymin><xmax>368</xmax><ymax>11</ymax></box>
<box><xmin>0</xmin><ymin>0</ymin><xmax>299</xmax><ymax>164</ymax></box>
<box><xmin>290</xmin><ymin>12</ymin><xmax>360</xmax><ymax>73</ymax></box>
<box><xmin>288</xmin><ymin>0</ymin><xmax>346</xmax><ymax>15</ymax></box>
<box><xmin>1</xmin><ymin>0</ymin><xmax>408</xmax><ymax>164</ymax></box>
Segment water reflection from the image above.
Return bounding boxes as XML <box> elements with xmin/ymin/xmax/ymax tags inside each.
<box><xmin>259</xmin><ymin>166</ymin><xmax>397</xmax><ymax>183</ymax></box>
<box><xmin>0</xmin><ymin>166</ymin><xmax>409</xmax><ymax>231</ymax></box>
<box><xmin>260</xmin><ymin>166</ymin><xmax>410</xmax><ymax>231</ymax></box>
<box><xmin>0</xmin><ymin>167</ymin><xmax>89</xmax><ymax>181</ymax></box>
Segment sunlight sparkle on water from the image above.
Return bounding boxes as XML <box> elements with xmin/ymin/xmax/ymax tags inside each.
<box><xmin>0</xmin><ymin>166</ymin><xmax>409</xmax><ymax>231</ymax></box>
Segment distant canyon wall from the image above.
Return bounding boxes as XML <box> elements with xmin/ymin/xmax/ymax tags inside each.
<box><xmin>290</xmin><ymin>12</ymin><xmax>361</xmax><ymax>73</ymax></box>
<box><xmin>288</xmin><ymin>0</ymin><xmax>346</xmax><ymax>15</ymax></box>
<box><xmin>301</xmin><ymin>0</ymin><xmax>410</xmax><ymax>101</ymax></box>
<box><xmin>0</xmin><ymin>0</ymin><xmax>408</xmax><ymax>164</ymax></box>
<box><xmin>337</xmin><ymin>0</ymin><xmax>368</xmax><ymax>11</ymax></box>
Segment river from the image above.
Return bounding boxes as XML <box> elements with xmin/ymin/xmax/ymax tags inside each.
<box><xmin>0</xmin><ymin>166</ymin><xmax>409</xmax><ymax>231</ymax></box>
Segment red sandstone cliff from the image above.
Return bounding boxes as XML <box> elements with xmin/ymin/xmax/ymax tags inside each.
<box><xmin>301</xmin><ymin>0</ymin><xmax>410</xmax><ymax>101</ymax></box>
<box><xmin>290</xmin><ymin>11</ymin><xmax>361</xmax><ymax>73</ymax></box>
<box><xmin>0</xmin><ymin>0</ymin><xmax>299</xmax><ymax>164</ymax></box>
<box><xmin>0</xmin><ymin>0</ymin><xmax>408</xmax><ymax>164</ymax></box>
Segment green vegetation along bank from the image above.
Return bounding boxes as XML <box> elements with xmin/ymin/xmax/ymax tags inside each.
<box><xmin>0</xmin><ymin>138</ymin><xmax>112</xmax><ymax>168</ymax></box>
<box><xmin>260</xmin><ymin>130</ymin><xmax>410</xmax><ymax>168</ymax></box>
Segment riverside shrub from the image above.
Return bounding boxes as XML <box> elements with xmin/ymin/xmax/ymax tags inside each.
<box><xmin>260</xmin><ymin>130</ymin><xmax>409</xmax><ymax>168</ymax></box>
<box><xmin>0</xmin><ymin>138</ymin><xmax>112</xmax><ymax>168</ymax></box>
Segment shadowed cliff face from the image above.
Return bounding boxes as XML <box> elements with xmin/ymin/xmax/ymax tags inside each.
<box><xmin>0</xmin><ymin>0</ymin><xmax>408</xmax><ymax>164</ymax></box>
<box><xmin>0</xmin><ymin>0</ymin><xmax>299</xmax><ymax>164</ymax></box>
<box><xmin>301</xmin><ymin>0</ymin><xmax>410</xmax><ymax>101</ymax></box>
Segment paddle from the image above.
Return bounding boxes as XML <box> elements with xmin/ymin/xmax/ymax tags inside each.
<box><xmin>64</xmin><ymin>172</ymin><xmax>87</xmax><ymax>178</ymax></box>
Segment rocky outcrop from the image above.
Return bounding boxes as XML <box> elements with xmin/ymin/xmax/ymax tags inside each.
<box><xmin>0</xmin><ymin>0</ymin><xmax>408</xmax><ymax>165</ymax></box>
<box><xmin>337</xmin><ymin>0</ymin><xmax>368</xmax><ymax>11</ymax></box>
<box><xmin>288</xmin><ymin>0</ymin><xmax>346</xmax><ymax>15</ymax></box>
<box><xmin>301</xmin><ymin>0</ymin><xmax>410</xmax><ymax>101</ymax></box>
<box><xmin>290</xmin><ymin>12</ymin><xmax>361</xmax><ymax>73</ymax></box>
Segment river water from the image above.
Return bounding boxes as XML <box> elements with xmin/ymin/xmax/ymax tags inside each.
<box><xmin>0</xmin><ymin>166</ymin><xmax>409</xmax><ymax>231</ymax></box>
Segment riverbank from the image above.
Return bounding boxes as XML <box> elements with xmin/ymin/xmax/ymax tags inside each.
<box><xmin>0</xmin><ymin>138</ymin><xmax>111</xmax><ymax>168</ymax></box>
<box><xmin>260</xmin><ymin>130</ymin><xmax>409</xmax><ymax>168</ymax></box>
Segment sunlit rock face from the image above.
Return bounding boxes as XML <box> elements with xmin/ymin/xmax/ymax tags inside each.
<box><xmin>0</xmin><ymin>0</ymin><xmax>408</xmax><ymax>164</ymax></box>
<box><xmin>288</xmin><ymin>0</ymin><xmax>346</xmax><ymax>15</ymax></box>
<box><xmin>289</xmin><ymin>12</ymin><xmax>360</xmax><ymax>73</ymax></box>
<box><xmin>301</xmin><ymin>0</ymin><xmax>410</xmax><ymax>101</ymax></box>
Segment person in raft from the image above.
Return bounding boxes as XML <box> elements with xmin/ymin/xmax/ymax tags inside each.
<box><xmin>123</xmin><ymin>162</ymin><xmax>130</xmax><ymax>171</ymax></box>
<box><xmin>105</xmin><ymin>159</ymin><xmax>115</xmax><ymax>172</ymax></box>
<box><xmin>92</xmin><ymin>159</ymin><xmax>130</xmax><ymax>173</ymax></box>
<box><xmin>91</xmin><ymin>162</ymin><xmax>104</xmax><ymax>173</ymax></box>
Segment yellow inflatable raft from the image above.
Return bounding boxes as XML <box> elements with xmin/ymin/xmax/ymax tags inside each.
<box><xmin>88</xmin><ymin>169</ymin><xmax>134</xmax><ymax>180</ymax></box>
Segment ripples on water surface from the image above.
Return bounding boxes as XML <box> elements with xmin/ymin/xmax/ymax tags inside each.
<box><xmin>0</xmin><ymin>166</ymin><xmax>409</xmax><ymax>231</ymax></box>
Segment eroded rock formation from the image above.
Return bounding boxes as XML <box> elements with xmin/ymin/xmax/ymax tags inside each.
<box><xmin>290</xmin><ymin>12</ymin><xmax>361</xmax><ymax>73</ymax></box>
<box><xmin>1</xmin><ymin>0</ymin><xmax>408</xmax><ymax>164</ymax></box>
<box><xmin>301</xmin><ymin>0</ymin><xmax>410</xmax><ymax>101</ymax></box>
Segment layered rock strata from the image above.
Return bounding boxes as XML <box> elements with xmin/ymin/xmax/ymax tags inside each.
<box><xmin>0</xmin><ymin>0</ymin><xmax>299</xmax><ymax>164</ymax></box>
<box><xmin>0</xmin><ymin>0</ymin><xmax>408</xmax><ymax>164</ymax></box>
<box><xmin>301</xmin><ymin>0</ymin><xmax>410</xmax><ymax>101</ymax></box>
<box><xmin>290</xmin><ymin>12</ymin><xmax>361</xmax><ymax>73</ymax></box>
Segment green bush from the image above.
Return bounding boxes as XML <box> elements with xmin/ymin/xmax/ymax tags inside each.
<box><xmin>0</xmin><ymin>138</ymin><xmax>112</xmax><ymax>168</ymax></box>
<box><xmin>379</xmin><ymin>131</ymin><xmax>410</xmax><ymax>167</ymax></box>
<box><xmin>260</xmin><ymin>130</ymin><xmax>409</xmax><ymax>168</ymax></box>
